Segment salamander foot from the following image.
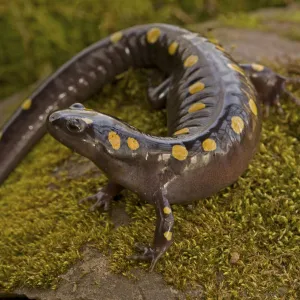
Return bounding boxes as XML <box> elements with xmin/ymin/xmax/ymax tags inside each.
<box><xmin>240</xmin><ymin>63</ymin><xmax>300</xmax><ymax>117</ymax></box>
<box><xmin>128</xmin><ymin>188</ymin><xmax>174</xmax><ymax>271</ymax></box>
<box><xmin>128</xmin><ymin>243</ymin><xmax>165</xmax><ymax>272</ymax></box>
<box><xmin>282</xmin><ymin>77</ymin><xmax>300</xmax><ymax>106</ymax></box>
<box><xmin>264</xmin><ymin>76</ymin><xmax>300</xmax><ymax>117</ymax></box>
<box><xmin>78</xmin><ymin>181</ymin><xmax>123</xmax><ymax>211</ymax></box>
<box><xmin>79</xmin><ymin>189</ymin><xmax>113</xmax><ymax>211</ymax></box>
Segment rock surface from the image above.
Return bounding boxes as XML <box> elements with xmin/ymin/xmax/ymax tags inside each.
<box><xmin>15</xmin><ymin>247</ymin><xmax>191</xmax><ymax>300</ymax></box>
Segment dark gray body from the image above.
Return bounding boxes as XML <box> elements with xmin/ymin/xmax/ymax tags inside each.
<box><xmin>2</xmin><ymin>24</ymin><xmax>298</xmax><ymax>269</ymax></box>
<box><xmin>46</xmin><ymin>24</ymin><xmax>261</xmax><ymax>205</ymax></box>
<box><xmin>0</xmin><ymin>24</ymin><xmax>260</xmax><ymax>193</ymax></box>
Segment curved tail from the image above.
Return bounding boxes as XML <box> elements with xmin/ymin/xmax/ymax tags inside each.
<box><xmin>0</xmin><ymin>24</ymin><xmax>187</xmax><ymax>184</ymax></box>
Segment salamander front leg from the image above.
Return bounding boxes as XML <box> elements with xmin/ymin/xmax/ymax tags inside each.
<box><xmin>79</xmin><ymin>181</ymin><xmax>123</xmax><ymax>211</ymax></box>
<box><xmin>240</xmin><ymin>63</ymin><xmax>300</xmax><ymax>116</ymax></box>
<box><xmin>282</xmin><ymin>77</ymin><xmax>300</xmax><ymax>106</ymax></box>
<box><xmin>130</xmin><ymin>189</ymin><xmax>174</xmax><ymax>271</ymax></box>
<box><xmin>147</xmin><ymin>77</ymin><xmax>171</xmax><ymax>109</ymax></box>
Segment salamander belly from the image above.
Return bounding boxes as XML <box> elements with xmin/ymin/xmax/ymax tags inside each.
<box><xmin>166</xmin><ymin>115</ymin><xmax>261</xmax><ymax>204</ymax></box>
<box><xmin>149</xmin><ymin>33</ymin><xmax>262</xmax><ymax>204</ymax></box>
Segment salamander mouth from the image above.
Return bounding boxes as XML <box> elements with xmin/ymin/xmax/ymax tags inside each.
<box><xmin>48</xmin><ymin>122</ymin><xmax>86</xmax><ymax>155</ymax></box>
<box><xmin>47</xmin><ymin>118</ymin><xmax>69</xmax><ymax>146</ymax></box>
<box><xmin>47</xmin><ymin>111</ymin><xmax>74</xmax><ymax>147</ymax></box>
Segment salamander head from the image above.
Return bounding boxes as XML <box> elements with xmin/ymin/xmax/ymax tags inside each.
<box><xmin>47</xmin><ymin>103</ymin><xmax>150</xmax><ymax>187</ymax></box>
<box><xmin>47</xmin><ymin>103</ymin><xmax>112</xmax><ymax>161</ymax></box>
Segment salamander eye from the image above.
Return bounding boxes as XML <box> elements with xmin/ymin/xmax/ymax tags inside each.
<box><xmin>66</xmin><ymin>118</ymin><xmax>86</xmax><ymax>133</ymax></box>
<box><xmin>69</xmin><ymin>103</ymin><xmax>85</xmax><ymax>110</ymax></box>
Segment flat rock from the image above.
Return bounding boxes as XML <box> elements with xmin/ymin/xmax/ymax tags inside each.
<box><xmin>15</xmin><ymin>247</ymin><xmax>191</xmax><ymax>300</ymax></box>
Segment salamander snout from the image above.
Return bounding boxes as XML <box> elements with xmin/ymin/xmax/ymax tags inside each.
<box><xmin>48</xmin><ymin>111</ymin><xmax>89</xmax><ymax>135</ymax></box>
<box><xmin>48</xmin><ymin>111</ymin><xmax>61</xmax><ymax>123</ymax></box>
<box><xmin>47</xmin><ymin>108</ymin><xmax>100</xmax><ymax>160</ymax></box>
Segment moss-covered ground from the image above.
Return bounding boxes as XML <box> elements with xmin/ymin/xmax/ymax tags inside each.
<box><xmin>0</xmin><ymin>1</ymin><xmax>300</xmax><ymax>299</ymax></box>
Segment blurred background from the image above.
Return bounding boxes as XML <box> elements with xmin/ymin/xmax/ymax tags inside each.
<box><xmin>0</xmin><ymin>0</ymin><xmax>299</xmax><ymax>100</ymax></box>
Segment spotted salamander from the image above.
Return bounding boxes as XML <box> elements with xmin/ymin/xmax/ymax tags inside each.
<box><xmin>1</xmin><ymin>24</ymin><xmax>299</xmax><ymax>270</ymax></box>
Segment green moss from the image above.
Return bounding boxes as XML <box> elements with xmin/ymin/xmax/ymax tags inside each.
<box><xmin>219</xmin><ymin>12</ymin><xmax>267</xmax><ymax>29</ymax></box>
<box><xmin>1</xmin><ymin>67</ymin><xmax>300</xmax><ymax>298</ymax></box>
<box><xmin>283</xmin><ymin>29</ymin><xmax>300</xmax><ymax>41</ymax></box>
<box><xmin>271</xmin><ymin>10</ymin><xmax>300</xmax><ymax>23</ymax></box>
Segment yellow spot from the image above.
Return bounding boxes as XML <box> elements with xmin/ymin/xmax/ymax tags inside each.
<box><xmin>172</xmin><ymin>145</ymin><xmax>188</xmax><ymax>161</ymax></box>
<box><xmin>164</xmin><ymin>231</ymin><xmax>172</xmax><ymax>241</ymax></box>
<box><xmin>184</xmin><ymin>55</ymin><xmax>198</xmax><ymax>68</ymax></box>
<box><xmin>146</xmin><ymin>28</ymin><xmax>161</xmax><ymax>44</ymax></box>
<box><xmin>202</xmin><ymin>138</ymin><xmax>216</xmax><ymax>152</ymax></box>
<box><xmin>249</xmin><ymin>98</ymin><xmax>258</xmax><ymax>116</ymax></box>
<box><xmin>228</xmin><ymin>63</ymin><xmax>245</xmax><ymax>76</ymax></box>
<box><xmin>163</xmin><ymin>207</ymin><xmax>171</xmax><ymax>215</ymax></box>
<box><xmin>110</xmin><ymin>31</ymin><xmax>123</xmax><ymax>43</ymax></box>
<box><xmin>108</xmin><ymin>131</ymin><xmax>121</xmax><ymax>150</ymax></box>
<box><xmin>216</xmin><ymin>44</ymin><xmax>225</xmax><ymax>51</ymax></box>
<box><xmin>173</xmin><ymin>128</ymin><xmax>189</xmax><ymax>135</ymax></box>
<box><xmin>189</xmin><ymin>81</ymin><xmax>205</xmax><ymax>94</ymax></box>
<box><xmin>168</xmin><ymin>41</ymin><xmax>179</xmax><ymax>55</ymax></box>
<box><xmin>251</xmin><ymin>63</ymin><xmax>264</xmax><ymax>72</ymax></box>
<box><xmin>231</xmin><ymin>116</ymin><xmax>244</xmax><ymax>134</ymax></box>
<box><xmin>127</xmin><ymin>137</ymin><xmax>139</xmax><ymax>150</ymax></box>
<box><xmin>21</xmin><ymin>98</ymin><xmax>32</xmax><ymax>110</ymax></box>
<box><xmin>188</xmin><ymin>102</ymin><xmax>206</xmax><ymax>113</ymax></box>
<box><xmin>81</xmin><ymin>117</ymin><xmax>93</xmax><ymax>124</ymax></box>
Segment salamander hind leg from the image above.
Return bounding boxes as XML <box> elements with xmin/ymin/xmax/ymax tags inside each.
<box><xmin>147</xmin><ymin>77</ymin><xmax>171</xmax><ymax>109</ymax></box>
<box><xmin>129</xmin><ymin>188</ymin><xmax>174</xmax><ymax>271</ymax></box>
<box><xmin>79</xmin><ymin>181</ymin><xmax>124</xmax><ymax>212</ymax></box>
<box><xmin>240</xmin><ymin>63</ymin><xmax>300</xmax><ymax>116</ymax></box>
